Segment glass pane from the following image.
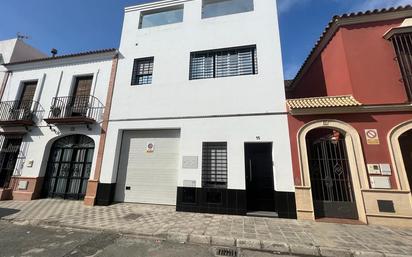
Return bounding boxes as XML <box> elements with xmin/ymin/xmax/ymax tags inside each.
<box><xmin>55</xmin><ymin>178</ymin><xmax>67</xmax><ymax>193</ymax></box>
<box><xmin>140</xmin><ymin>5</ymin><xmax>184</xmax><ymax>29</ymax></box>
<box><xmin>61</xmin><ymin>149</ymin><xmax>73</xmax><ymax>162</ymax></box>
<box><xmin>71</xmin><ymin>164</ymin><xmax>84</xmax><ymax>177</ymax></box>
<box><xmin>74</xmin><ymin>149</ymin><xmax>86</xmax><ymax>162</ymax></box>
<box><xmin>202</xmin><ymin>0</ymin><xmax>254</xmax><ymax>19</ymax></box>
<box><xmin>68</xmin><ymin>179</ymin><xmax>81</xmax><ymax>194</ymax></box>
<box><xmin>83</xmin><ymin>164</ymin><xmax>92</xmax><ymax>178</ymax></box>
<box><xmin>58</xmin><ymin>163</ymin><xmax>70</xmax><ymax>177</ymax></box>
<box><xmin>86</xmin><ymin>150</ymin><xmax>94</xmax><ymax>162</ymax></box>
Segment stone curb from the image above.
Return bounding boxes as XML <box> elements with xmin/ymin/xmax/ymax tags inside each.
<box><xmin>5</xmin><ymin>219</ymin><xmax>410</xmax><ymax>257</ymax></box>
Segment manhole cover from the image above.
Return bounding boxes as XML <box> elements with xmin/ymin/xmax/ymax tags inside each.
<box><xmin>215</xmin><ymin>247</ymin><xmax>238</xmax><ymax>257</ymax></box>
<box><xmin>123</xmin><ymin>213</ymin><xmax>142</xmax><ymax>220</ymax></box>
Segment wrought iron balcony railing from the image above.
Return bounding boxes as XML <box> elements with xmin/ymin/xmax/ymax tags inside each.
<box><xmin>0</xmin><ymin>100</ymin><xmax>40</xmax><ymax>126</ymax></box>
<box><xmin>44</xmin><ymin>95</ymin><xmax>104</xmax><ymax>124</ymax></box>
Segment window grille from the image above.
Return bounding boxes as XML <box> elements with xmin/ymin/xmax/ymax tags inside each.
<box><xmin>190</xmin><ymin>46</ymin><xmax>258</xmax><ymax>80</ymax></box>
<box><xmin>131</xmin><ymin>57</ymin><xmax>154</xmax><ymax>85</ymax></box>
<box><xmin>391</xmin><ymin>33</ymin><xmax>412</xmax><ymax>100</ymax></box>
<box><xmin>202</xmin><ymin>142</ymin><xmax>228</xmax><ymax>188</ymax></box>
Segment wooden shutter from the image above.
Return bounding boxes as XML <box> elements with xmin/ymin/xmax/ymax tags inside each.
<box><xmin>19</xmin><ymin>82</ymin><xmax>37</xmax><ymax>102</ymax></box>
<box><xmin>73</xmin><ymin>76</ymin><xmax>93</xmax><ymax>97</ymax></box>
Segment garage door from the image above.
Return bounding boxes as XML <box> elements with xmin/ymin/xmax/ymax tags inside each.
<box><xmin>115</xmin><ymin>130</ymin><xmax>180</xmax><ymax>205</ymax></box>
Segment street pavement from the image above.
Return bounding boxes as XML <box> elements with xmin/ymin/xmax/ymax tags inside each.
<box><xmin>0</xmin><ymin>199</ymin><xmax>412</xmax><ymax>256</ymax></box>
<box><xmin>0</xmin><ymin>221</ymin><xmax>296</xmax><ymax>257</ymax></box>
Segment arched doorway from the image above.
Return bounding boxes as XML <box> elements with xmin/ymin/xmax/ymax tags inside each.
<box><xmin>42</xmin><ymin>135</ymin><xmax>95</xmax><ymax>200</ymax></box>
<box><xmin>399</xmin><ymin>129</ymin><xmax>412</xmax><ymax>191</ymax></box>
<box><xmin>306</xmin><ymin>128</ymin><xmax>358</xmax><ymax>220</ymax></box>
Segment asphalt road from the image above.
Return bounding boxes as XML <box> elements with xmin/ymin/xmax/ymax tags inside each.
<box><xmin>0</xmin><ymin>221</ymin><xmax>301</xmax><ymax>257</ymax></box>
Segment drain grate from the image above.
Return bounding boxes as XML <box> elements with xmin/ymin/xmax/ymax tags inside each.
<box><xmin>215</xmin><ymin>247</ymin><xmax>238</xmax><ymax>257</ymax></box>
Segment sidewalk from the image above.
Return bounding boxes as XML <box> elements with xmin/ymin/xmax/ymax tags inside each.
<box><xmin>0</xmin><ymin>199</ymin><xmax>411</xmax><ymax>257</ymax></box>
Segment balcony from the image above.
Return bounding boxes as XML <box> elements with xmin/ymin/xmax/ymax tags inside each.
<box><xmin>0</xmin><ymin>100</ymin><xmax>40</xmax><ymax>127</ymax></box>
<box><xmin>44</xmin><ymin>96</ymin><xmax>104</xmax><ymax>125</ymax></box>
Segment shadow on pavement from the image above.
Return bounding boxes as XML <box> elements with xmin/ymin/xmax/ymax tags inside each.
<box><xmin>0</xmin><ymin>208</ymin><xmax>20</xmax><ymax>218</ymax></box>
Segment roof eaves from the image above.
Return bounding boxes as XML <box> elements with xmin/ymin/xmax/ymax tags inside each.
<box><xmin>3</xmin><ymin>48</ymin><xmax>117</xmax><ymax>67</ymax></box>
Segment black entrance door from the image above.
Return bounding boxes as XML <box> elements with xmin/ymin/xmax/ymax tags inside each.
<box><xmin>0</xmin><ymin>137</ymin><xmax>22</xmax><ymax>188</ymax></box>
<box><xmin>245</xmin><ymin>143</ymin><xmax>275</xmax><ymax>212</ymax></box>
<box><xmin>307</xmin><ymin>129</ymin><xmax>358</xmax><ymax>220</ymax></box>
<box><xmin>399</xmin><ymin>130</ymin><xmax>412</xmax><ymax>189</ymax></box>
<box><xmin>43</xmin><ymin>135</ymin><xmax>95</xmax><ymax>200</ymax></box>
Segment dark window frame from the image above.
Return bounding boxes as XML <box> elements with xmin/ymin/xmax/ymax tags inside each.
<box><xmin>202</xmin><ymin>0</ymin><xmax>254</xmax><ymax>19</ymax></box>
<box><xmin>131</xmin><ymin>57</ymin><xmax>154</xmax><ymax>86</ymax></box>
<box><xmin>139</xmin><ymin>4</ymin><xmax>184</xmax><ymax>29</ymax></box>
<box><xmin>189</xmin><ymin>45</ymin><xmax>258</xmax><ymax>80</ymax></box>
<box><xmin>391</xmin><ymin>33</ymin><xmax>412</xmax><ymax>101</ymax></box>
<box><xmin>202</xmin><ymin>142</ymin><xmax>228</xmax><ymax>189</ymax></box>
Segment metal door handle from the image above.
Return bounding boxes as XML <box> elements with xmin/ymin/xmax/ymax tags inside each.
<box><xmin>249</xmin><ymin>160</ymin><xmax>253</xmax><ymax>182</ymax></box>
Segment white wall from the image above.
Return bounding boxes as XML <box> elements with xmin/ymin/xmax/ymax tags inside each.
<box><xmin>3</xmin><ymin>55</ymin><xmax>113</xmax><ymax>179</ymax></box>
<box><xmin>112</xmin><ymin>0</ymin><xmax>286</xmax><ymax>119</ymax></box>
<box><xmin>101</xmin><ymin>115</ymin><xmax>294</xmax><ymax>192</ymax></box>
<box><xmin>102</xmin><ymin>0</ymin><xmax>294</xmax><ymax>192</ymax></box>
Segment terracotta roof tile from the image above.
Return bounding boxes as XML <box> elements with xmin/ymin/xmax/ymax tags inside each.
<box><xmin>287</xmin><ymin>95</ymin><xmax>362</xmax><ymax>109</ymax></box>
<box><xmin>288</xmin><ymin>5</ymin><xmax>412</xmax><ymax>89</ymax></box>
<box><xmin>4</xmin><ymin>48</ymin><xmax>117</xmax><ymax>66</ymax></box>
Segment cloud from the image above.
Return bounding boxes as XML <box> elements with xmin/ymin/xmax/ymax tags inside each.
<box><xmin>352</xmin><ymin>0</ymin><xmax>412</xmax><ymax>12</ymax></box>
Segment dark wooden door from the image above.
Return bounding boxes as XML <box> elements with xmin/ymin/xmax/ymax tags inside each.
<box><xmin>308</xmin><ymin>137</ymin><xmax>358</xmax><ymax>220</ymax></box>
<box><xmin>71</xmin><ymin>76</ymin><xmax>93</xmax><ymax>116</ymax></box>
<box><xmin>245</xmin><ymin>143</ymin><xmax>275</xmax><ymax>212</ymax></box>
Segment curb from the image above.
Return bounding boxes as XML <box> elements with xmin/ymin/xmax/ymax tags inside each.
<box><xmin>5</xmin><ymin>219</ymin><xmax>410</xmax><ymax>257</ymax></box>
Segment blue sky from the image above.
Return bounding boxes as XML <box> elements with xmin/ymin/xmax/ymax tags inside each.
<box><xmin>1</xmin><ymin>0</ymin><xmax>411</xmax><ymax>79</ymax></box>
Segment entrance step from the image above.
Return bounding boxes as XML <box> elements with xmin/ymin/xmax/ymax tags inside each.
<box><xmin>246</xmin><ymin>211</ymin><xmax>278</xmax><ymax>218</ymax></box>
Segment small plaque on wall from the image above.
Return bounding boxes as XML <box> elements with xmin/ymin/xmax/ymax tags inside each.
<box><xmin>182</xmin><ymin>156</ymin><xmax>198</xmax><ymax>169</ymax></box>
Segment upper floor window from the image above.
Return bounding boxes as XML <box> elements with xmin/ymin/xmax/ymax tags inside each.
<box><xmin>202</xmin><ymin>0</ymin><xmax>254</xmax><ymax>19</ymax></box>
<box><xmin>139</xmin><ymin>5</ymin><xmax>184</xmax><ymax>29</ymax></box>
<box><xmin>202</xmin><ymin>142</ymin><xmax>228</xmax><ymax>188</ymax></box>
<box><xmin>131</xmin><ymin>57</ymin><xmax>154</xmax><ymax>85</ymax></box>
<box><xmin>190</xmin><ymin>45</ymin><xmax>258</xmax><ymax>80</ymax></box>
<box><xmin>0</xmin><ymin>54</ymin><xmax>4</xmax><ymax>64</ymax></box>
<box><xmin>391</xmin><ymin>33</ymin><xmax>412</xmax><ymax>100</ymax></box>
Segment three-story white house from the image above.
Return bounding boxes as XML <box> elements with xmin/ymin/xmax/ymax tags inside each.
<box><xmin>93</xmin><ymin>0</ymin><xmax>296</xmax><ymax>217</ymax></box>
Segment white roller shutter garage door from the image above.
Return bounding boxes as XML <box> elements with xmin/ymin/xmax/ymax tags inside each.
<box><xmin>116</xmin><ymin>130</ymin><xmax>180</xmax><ymax>205</ymax></box>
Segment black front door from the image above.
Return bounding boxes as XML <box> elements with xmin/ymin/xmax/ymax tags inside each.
<box><xmin>399</xmin><ymin>130</ymin><xmax>412</xmax><ymax>189</ymax></box>
<box><xmin>307</xmin><ymin>129</ymin><xmax>358</xmax><ymax>220</ymax></box>
<box><xmin>0</xmin><ymin>137</ymin><xmax>22</xmax><ymax>188</ymax></box>
<box><xmin>245</xmin><ymin>143</ymin><xmax>275</xmax><ymax>212</ymax></box>
<box><xmin>43</xmin><ymin>135</ymin><xmax>95</xmax><ymax>200</ymax></box>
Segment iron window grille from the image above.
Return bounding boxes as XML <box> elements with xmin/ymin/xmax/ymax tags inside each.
<box><xmin>190</xmin><ymin>45</ymin><xmax>258</xmax><ymax>80</ymax></box>
<box><xmin>131</xmin><ymin>57</ymin><xmax>154</xmax><ymax>85</ymax></box>
<box><xmin>391</xmin><ymin>33</ymin><xmax>412</xmax><ymax>100</ymax></box>
<box><xmin>202</xmin><ymin>142</ymin><xmax>228</xmax><ymax>188</ymax></box>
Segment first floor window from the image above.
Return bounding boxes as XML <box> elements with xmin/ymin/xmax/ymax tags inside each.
<box><xmin>202</xmin><ymin>142</ymin><xmax>228</xmax><ymax>188</ymax></box>
<box><xmin>190</xmin><ymin>45</ymin><xmax>258</xmax><ymax>80</ymax></box>
<box><xmin>131</xmin><ymin>57</ymin><xmax>154</xmax><ymax>85</ymax></box>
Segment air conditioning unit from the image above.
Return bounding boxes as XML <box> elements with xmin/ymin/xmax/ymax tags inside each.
<box><xmin>50</xmin><ymin>107</ymin><xmax>62</xmax><ymax>118</ymax></box>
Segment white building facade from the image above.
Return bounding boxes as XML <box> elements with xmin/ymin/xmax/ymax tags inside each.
<box><xmin>0</xmin><ymin>48</ymin><xmax>118</xmax><ymax>202</ymax></box>
<box><xmin>95</xmin><ymin>0</ymin><xmax>296</xmax><ymax>217</ymax></box>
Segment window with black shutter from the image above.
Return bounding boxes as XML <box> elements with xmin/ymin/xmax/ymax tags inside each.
<box><xmin>190</xmin><ymin>46</ymin><xmax>258</xmax><ymax>80</ymax></box>
<box><xmin>131</xmin><ymin>57</ymin><xmax>154</xmax><ymax>85</ymax></box>
<box><xmin>202</xmin><ymin>142</ymin><xmax>228</xmax><ymax>188</ymax></box>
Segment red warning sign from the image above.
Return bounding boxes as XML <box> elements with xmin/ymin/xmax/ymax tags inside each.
<box><xmin>365</xmin><ymin>129</ymin><xmax>379</xmax><ymax>145</ymax></box>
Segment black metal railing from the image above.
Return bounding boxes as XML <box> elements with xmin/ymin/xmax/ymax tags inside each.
<box><xmin>47</xmin><ymin>95</ymin><xmax>104</xmax><ymax>122</ymax></box>
<box><xmin>391</xmin><ymin>33</ymin><xmax>412</xmax><ymax>100</ymax></box>
<box><xmin>0</xmin><ymin>100</ymin><xmax>40</xmax><ymax>122</ymax></box>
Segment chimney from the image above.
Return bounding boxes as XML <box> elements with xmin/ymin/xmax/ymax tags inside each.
<box><xmin>51</xmin><ymin>48</ymin><xmax>58</xmax><ymax>57</ymax></box>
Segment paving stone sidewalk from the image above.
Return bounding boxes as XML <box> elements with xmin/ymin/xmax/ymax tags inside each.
<box><xmin>0</xmin><ymin>199</ymin><xmax>411</xmax><ymax>257</ymax></box>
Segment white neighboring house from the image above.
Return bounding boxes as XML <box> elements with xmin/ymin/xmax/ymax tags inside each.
<box><xmin>0</xmin><ymin>46</ymin><xmax>118</xmax><ymax>203</ymax></box>
<box><xmin>0</xmin><ymin>38</ymin><xmax>46</xmax><ymax>97</ymax></box>
<box><xmin>99</xmin><ymin>0</ymin><xmax>296</xmax><ymax>217</ymax></box>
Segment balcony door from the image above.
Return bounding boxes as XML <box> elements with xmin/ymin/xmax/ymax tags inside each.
<box><xmin>10</xmin><ymin>81</ymin><xmax>37</xmax><ymax>120</ymax></box>
<box><xmin>71</xmin><ymin>76</ymin><xmax>93</xmax><ymax>117</ymax></box>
